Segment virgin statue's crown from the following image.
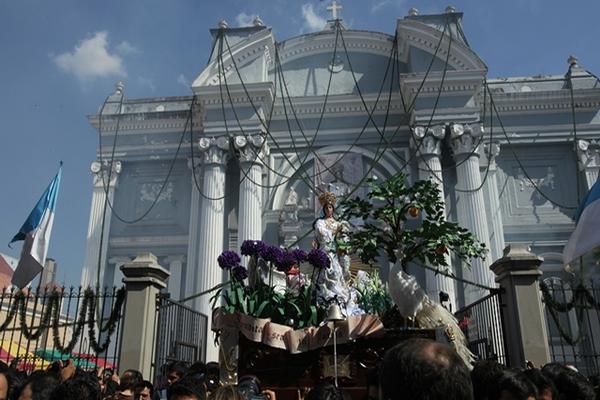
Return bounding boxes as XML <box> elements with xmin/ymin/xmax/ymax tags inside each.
<box><xmin>318</xmin><ymin>191</ymin><xmax>337</xmax><ymax>206</ymax></box>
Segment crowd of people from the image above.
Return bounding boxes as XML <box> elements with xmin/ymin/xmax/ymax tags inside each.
<box><xmin>0</xmin><ymin>338</ymin><xmax>598</xmax><ymax>400</ymax></box>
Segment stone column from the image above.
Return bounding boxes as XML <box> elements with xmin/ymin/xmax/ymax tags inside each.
<box><xmin>450</xmin><ymin>123</ymin><xmax>494</xmax><ymax>302</ymax></box>
<box><xmin>235</xmin><ymin>134</ymin><xmax>268</xmax><ymax>255</ymax></box>
<box><xmin>484</xmin><ymin>143</ymin><xmax>506</xmax><ymax>262</ymax></box>
<box><xmin>186</xmin><ymin>159</ymin><xmax>202</xmax><ymax>298</ymax></box>
<box><xmin>196</xmin><ymin>136</ymin><xmax>230</xmax><ymax>362</ymax></box>
<box><xmin>81</xmin><ymin>160</ymin><xmax>122</xmax><ymax>288</ymax></box>
<box><xmin>165</xmin><ymin>255</ymin><xmax>185</xmax><ymax>301</ymax></box>
<box><xmin>491</xmin><ymin>245</ymin><xmax>550</xmax><ymax>368</ymax></box>
<box><xmin>120</xmin><ymin>253</ymin><xmax>170</xmax><ymax>378</ymax></box>
<box><xmin>412</xmin><ymin>125</ymin><xmax>457</xmax><ymax>309</ymax></box>
<box><xmin>577</xmin><ymin>139</ymin><xmax>600</xmax><ymax>189</ymax></box>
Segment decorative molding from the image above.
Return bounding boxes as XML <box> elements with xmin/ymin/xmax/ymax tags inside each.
<box><xmin>109</xmin><ymin>235</ymin><xmax>189</xmax><ymax>248</ymax></box>
<box><xmin>450</xmin><ymin>123</ymin><xmax>484</xmax><ymax>157</ymax></box>
<box><xmin>198</xmin><ymin>136</ymin><xmax>230</xmax><ymax>165</ymax></box>
<box><xmin>577</xmin><ymin>139</ymin><xmax>600</xmax><ymax>171</ymax></box>
<box><xmin>234</xmin><ymin>134</ymin><xmax>269</xmax><ymax>164</ymax></box>
<box><xmin>411</xmin><ymin>125</ymin><xmax>444</xmax><ymax>157</ymax></box>
<box><xmin>91</xmin><ymin>160</ymin><xmax>122</xmax><ymax>188</ymax></box>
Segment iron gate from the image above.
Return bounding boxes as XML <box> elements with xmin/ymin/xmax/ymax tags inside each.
<box><xmin>153</xmin><ymin>294</ymin><xmax>208</xmax><ymax>383</ymax></box>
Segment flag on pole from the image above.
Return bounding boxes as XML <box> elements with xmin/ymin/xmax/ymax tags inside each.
<box><xmin>563</xmin><ymin>178</ymin><xmax>600</xmax><ymax>266</ymax></box>
<box><xmin>9</xmin><ymin>165</ymin><xmax>62</xmax><ymax>288</ymax></box>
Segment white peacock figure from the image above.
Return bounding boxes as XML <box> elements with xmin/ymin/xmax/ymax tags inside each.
<box><xmin>340</xmin><ymin>173</ymin><xmax>487</xmax><ymax>367</ymax></box>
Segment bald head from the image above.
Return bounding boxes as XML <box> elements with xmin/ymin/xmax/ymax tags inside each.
<box><xmin>380</xmin><ymin>338</ymin><xmax>473</xmax><ymax>400</ymax></box>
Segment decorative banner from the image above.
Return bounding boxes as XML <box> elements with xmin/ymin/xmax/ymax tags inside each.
<box><xmin>213</xmin><ymin>308</ymin><xmax>384</xmax><ymax>354</ymax></box>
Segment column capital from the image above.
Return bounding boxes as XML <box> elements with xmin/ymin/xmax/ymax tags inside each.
<box><xmin>91</xmin><ymin>160</ymin><xmax>122</xmax><ymax>188</ymax></box>
<box><xmin>198</xmin><ymin>136</ymin><xmax>230</xmax><ymax>166</ymax></box>
<box><xmin>483</xmin><ymin>142</ymin><xmax>501</xmax><ymax>169</ymax></box>
<box><xmin>450</xmin><ymin>123</ymin><xmax>484</xmax><ymax>158</ymax></box>
<box><xmin>234</xmin><ymin>134</ymin><xmax>269</xmax><ymax>164</ymax></box>
<box><xmin>411</xmin><ymin>125</ymin><xmax>445</xmax><ymax>157</ymax></box>
<box><xmin>577</xmin><ymin>139</ymin><xmax>600</xmax><ymax>172</ymax></box>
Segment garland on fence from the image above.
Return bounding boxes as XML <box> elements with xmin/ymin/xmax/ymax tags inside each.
<box><xmin>538</xmin><ymin>281</ymin><xmax>600</xmax><ymax>345</ymax></box>
<box><xmin>0</xmin><ymin>287</ymin><xmax>126</xmax><ymax>354</ymax></box>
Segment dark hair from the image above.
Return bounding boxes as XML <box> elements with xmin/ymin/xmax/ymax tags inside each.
<box><xmin>49</xmin><ymin>373</ymin><xmax>101</xmax><ymax>400</ymax></box>
<box><xmin>490</xmin><ymin>369</ymin><xmax>537</xmax><ymax>400</ymax></box>
<box><xmin>305</xmin><ymin>381</ymin><xmax>345</xmax><ymax>400</ymax></box>
<box><xmin>167</xmin><ymin>362</ymin><xmax>189</xmax><ymax>378</ymax></box>
<box><xmin>135</xmin><ymin>380</ymin><xmax>155</xmax><ymax>398</ymax></box>
<box><xmin>168</xmin><ymin>376</ymin><xmax>206</xmax><ymax>400</ymax></box>
<box><xmin>380</xmin><ymin>338</ymin><xmax>473</xmax><ymax>400</ymax></box>
<box><xmin>471</xmin><ymin>359</ymin><xmax>506</xmax><ymax>399</ymax></box>
<box><xmin>20</xmin><ymin>372</ymin><xmax>61</xmax><ymax>400</ymax></box>
<box><xmin>542</xmin><ymin>363</ymin><xmax>595</xmax><ymax>400</ymax></box>
<box><xmin>523</xmin><ymin>368</ymin><xmax>557</xmax><ymax>399</ymax></box>
<box><xmin>119</xmin><ymin>369</ymin><xmax>144</xmax><ymax>391</ymax></box>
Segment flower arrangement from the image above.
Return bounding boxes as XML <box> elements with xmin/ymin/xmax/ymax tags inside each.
<box><xmin>213</xmin><ymin>241</ymin><xmax>325</xmax><ymax>329</ymax></box>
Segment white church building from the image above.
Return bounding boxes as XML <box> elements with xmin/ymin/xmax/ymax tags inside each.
<box><xmin>80</xmin><ymin>6</ymin><xmax>600</xmax><ymax>360</ymax></box>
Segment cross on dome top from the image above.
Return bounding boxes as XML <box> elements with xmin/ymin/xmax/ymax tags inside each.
<box><xmin>327</xmin><ymin>0</ymin><xmax>342</xmax><ymax>20</ymax></box>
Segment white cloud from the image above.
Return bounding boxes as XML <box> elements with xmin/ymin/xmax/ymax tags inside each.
<box><xmin>177</xmin><ymin>73</ymin><xmax>190</xmax><ymax>88</ymax></box>
<box><xmin>116</xmin><ymin>41</ymin><xmax>139</xmax><ymax>55</ymax></box>
<box><xmin>301</xmin><ymin>4</ymin><xmax>326</xmax><ymax>32</ymax></box>
<box><xmin>371</xmin><ymin>0</ymin><xmax>404</xmax><ymax>13</ymax></box>
<box><xmin>53</xmin><ymin>31</ymin><xmax>126</xmax><ymax>81</ymax></box>
<box><xmin>235</xmin><ymin>11</ymin><xmax>256</xmax><ymax>27</ymax></box>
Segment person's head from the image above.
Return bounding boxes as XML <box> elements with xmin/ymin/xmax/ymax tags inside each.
<box><xmin>0</xmin><ymin>362</ymin><xmax>12</xmax><ymax>400</ymax></box>
<box><xmin>305</xmin><ymin>381</ymin><xmax>344</xmax><ymax>400</ymax></box>
<box><xmin>323</xmin><ymin>204</ymin><xmax>335</xmax><ymax>218</ymax></box>
<box><xmin>205</xmin><ymin>362</ymin><xmax>220</xmax><ymax>393</ymax></box>
<box><xmin>134</xmin><ymin>380</ymin><xmax>154</xmax><ymax>400</ymax></box>
<box><xmin>237</xmin><ymin>375</ymin><xmax>261</xmax><ymax>400</ymax></box>
<box><xmin>167</xmin><ymin>362</ymin><xmax>189</xmax><ymax>387</ymax></box>
<box><xmin>17</xmin><ymin>372</ymin><xmax>60</xmax><ymax>400</ymax></box>
<box><xmin>49</xmin><ymin>373</ymin><xmax>101</xmax><ymax>400</ymax></box>
<box><xmin>491</xmin><ymin>369</ymin><xmax>537</xmax><ymax>400</ymax></box>
<box><xmin>168</xmin><ymin>376</ymin><xmax>205</xmax><ymax>400</ymax></box>
<box><xmin>542</xmin><ymin>363</ymin><xmax>595</xmax><ymax>400</ymax></box>
<box><xmin>380</xmin><ymin>338</ymin><xmax>473</xmax><ymax>400</ymax></box>
<box><xmin>471</xmin><ymin>359</ymin><xmax>506</xmax><ymax>400</ymax></box>
<box><xmin>209</xmin><ymin>385</ymin><xmax>244</xmax><ymax>400</ymax></box>
<box><xmin>118</xmin><ymin>369</ymin><xmax>144</xmax><ymax>399</ymax></box>
<box><xmin>523</xmin><ymin>369</ymin><xmax>556</xmax><ymax>400</ymax></box>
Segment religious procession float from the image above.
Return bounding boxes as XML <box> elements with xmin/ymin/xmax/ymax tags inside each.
<box><xmin>211</xmin><ymin>172</ymin><xmax>486</xmax><ymax>397</ymax></box>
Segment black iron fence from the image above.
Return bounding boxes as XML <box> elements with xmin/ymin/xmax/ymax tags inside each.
<box><xmin>541</xmin><ymin>278</ymin><xmax>600</xmax><ymax>376</ymax></box>
<box><xmin>455</xmin><ymin>288</ymin><xmax>507</xmax><ymax>364</ymax></box>
<box><xmin>0</xmin><ymin>286</ymin><xmax>125</xmax><ymax>372</ymax></box>
<box><xmin>153</xmin><ymin>294</ymin><xmax>208</xmax><ymax>387</ymax></box>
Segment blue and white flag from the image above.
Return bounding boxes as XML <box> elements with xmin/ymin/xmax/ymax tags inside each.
<box><xmin>563</xmin><ymin>178</ymin><xmax>600</xmax><ymax>266</ymax></box>
<box><xmin>9</xmin><ymin>165</ymin><xmax>62</xmax><ymax>288</ymax></box>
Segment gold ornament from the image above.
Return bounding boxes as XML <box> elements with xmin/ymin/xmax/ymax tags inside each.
<box><xmin>318</xmin><ymin>191</ymin><xmax>337</xmax><ymax>207</ymax></box>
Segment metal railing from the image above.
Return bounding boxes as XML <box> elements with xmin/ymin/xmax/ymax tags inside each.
<box><xmin>455</xmin><ymin>288</ymin><xmax>507</xmax><ymax>364</ymax></box>
<box><xmin>0</xmin><ymin>286</ymin><xmax>125</xmax><ymax>372</ymax></box>
<box><xmin>542</xmin><ymin>278</ymin><xmax>600</xmax><ymax>375</ymax></box>
<box><xmin>152</xmin><ymin>294</ymin><xmax>208</xmax><ymax>387</ymax></box>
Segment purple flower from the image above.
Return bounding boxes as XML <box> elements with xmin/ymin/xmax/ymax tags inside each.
<box><xmin>217</xmin><ymin>250</ymin><xmax>241</xmax><ymax>270</ymax></box>
<box><xmin>260</xmin><ymin>245</ymin><xmax>284</xmax><ymax>265</ymax></box>
<box><xmin>240</xmin><ymin>240</ymin><xmax>266</xmax><ymax>257</ymax></box>
<box><xmin>307</xmin><ymin>249</ymin><xmax>330</xmax><ymax>269</ymax></box>
<box><xmin>291</xmin><ymin>248</ymin><xmax>307</xmax><ymax>264</ymax></box>
<box><xmin>232</xmin><ymin>265</ymin><xmax>249</xmax><ymax>281</ymax></box>
<box><xmin>277</xmin><ymin>251</ymin><xmax>298</xmax><ymax>272</ymax></box>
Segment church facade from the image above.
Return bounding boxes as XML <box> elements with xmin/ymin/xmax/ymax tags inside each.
<box><xmin>81</xmin><ymin>7</ymin><xmax>600</xmax><ymax>361</ymax></box>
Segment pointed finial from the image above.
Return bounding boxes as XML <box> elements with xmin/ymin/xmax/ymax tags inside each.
<box><xmin>218</xmin><ymin>19</ymin><xmax>229</xmax><ymax>29</ymax></box>
<box><xmin>568</xmin><ymin>55</ymin><xmax>579</xmax><ymax>67</ymax></box>
<box><xmin>253</xmin><ymin>15</ymin><xmax>264</xmax><ymax>27</ymax></box>
<box><xmin>445</xmin><ymin>5</ymin><xmax>456</xmax><ymax>13</ymax></box>
<box><xmin>408</xmin><ymin>7</ymin><xmax>419</xmax><ymax>16</ymax></box>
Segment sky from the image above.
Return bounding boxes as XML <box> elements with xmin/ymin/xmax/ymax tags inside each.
<box><xmin>0</xmin><ymin>0</ymin><xmax>599</xmax><ymax>287</ymax></box>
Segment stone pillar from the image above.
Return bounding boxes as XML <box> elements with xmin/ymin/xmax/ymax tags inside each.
<box><xmin>81</xmin><ymin>161</ymin><xmax>122</xmax><ymax>288</ymax></box>
<box><xmin>484</xmin><ymin>143</ymin><xmax>506</xmax><ymax>262</ymax></box>
<box><xmin>120</xmin><ymin>253</ymin><xmax>170</xmax><ymax>378</ymax></box>
<box><xmin>411</xmin><ymin>125</ymin><xmax>457</xmax><ymax>309</ymax></box>
<box><xmin>450</xmin><ymin>123</ymin><xmax>494</xmax><ymax>302</ymax></box>
<box><xmin>491</xmin><ymin>244</ymin><xmax>550</xmax><ymax>368</ymax></box>
<box><xmin>186</xmin><ymin>159</ymin><xmax>202</xmax><ymax>298</ymax></box>
<box><xmin>235</xmin><ymin>134</ymin><xmax>268</xmax><ymax>256</ymax></box>
<box><xmin>577</xmin><ymin>139</ymin><xmax>600</xmax><ymax>189</ymax></box>
<box><xmin>196</xmin><ymin>136</ymin><xmax>230</xmax><ymax>362</ymax></box>
<box><xmin>165</xmin><ymin>255</ymin><xmax>185</xmax><ymax>301</ymax></box>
